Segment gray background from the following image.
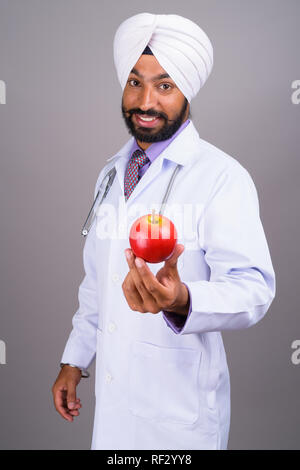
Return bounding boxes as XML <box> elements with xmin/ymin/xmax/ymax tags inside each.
<box><xmin>0</xmin><ymin>0</ymin><xmax>299</xmax><ymax>450</ymax></box>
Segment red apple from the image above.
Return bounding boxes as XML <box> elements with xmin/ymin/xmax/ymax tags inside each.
<box><xmin>129</xmin><ymin>210</ymin><xmax>177</xmax><ymax>263</ymax></box>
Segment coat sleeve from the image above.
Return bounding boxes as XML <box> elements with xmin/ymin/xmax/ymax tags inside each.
<box><xmin>60</xmin><ymin>174</ymin><xmax>103</xmax><ymax>369</ymax></box>
<box><xmin>162</xmin><ymin>163</ymin><xmax>276</xmax><ymax>334</ymax></box>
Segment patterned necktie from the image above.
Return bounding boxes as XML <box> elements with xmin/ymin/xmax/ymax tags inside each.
<box><xmin>124</xmin><ymin>149</ymin><xmax>150</xmax><ymax>201</ymax></box>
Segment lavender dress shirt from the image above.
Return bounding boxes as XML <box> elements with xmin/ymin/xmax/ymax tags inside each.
<box><xmin>125</xmin><ymin>119</ymin><xmax>192</xmax><ymax>332</ymax></box>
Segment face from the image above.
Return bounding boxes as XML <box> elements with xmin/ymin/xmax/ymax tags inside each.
<box><xmin>121</xmin><ymin>54</ymin><xmax>190</xmax><ymax>149</ymax></box>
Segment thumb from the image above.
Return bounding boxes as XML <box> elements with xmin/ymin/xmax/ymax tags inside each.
<box><xmin>164</xmin><ymin>243</ymin><xmax>184</xmax><ymax>270</ymax></box>
<box><xmin>67</xmin><ymin>382</ymin><xmax>77</xmax><ymax>409</ymax></box>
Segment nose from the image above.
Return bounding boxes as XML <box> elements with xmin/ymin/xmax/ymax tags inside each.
<box><xmin>139</xmin><ymin>85</ymin><xmax>157</xmax><ymax>111</ymax></box>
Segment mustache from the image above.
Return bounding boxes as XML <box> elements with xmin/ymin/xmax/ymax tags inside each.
<box><xmin>125</xmin><ymin>108</ymin><xmax>177</xmax><ymax>122</ymax></box>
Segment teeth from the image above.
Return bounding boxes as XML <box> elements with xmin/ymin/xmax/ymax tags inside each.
<box><xmin>137</xmin><ymin>115</ymin><xmax>157</xmax><ymax>121</ymax></box>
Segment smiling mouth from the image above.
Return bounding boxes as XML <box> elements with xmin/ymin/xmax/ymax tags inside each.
<box><xmin>133</xmin><ymin>113</ymin><xmax>163</xmax><ymax>128</ymax></box>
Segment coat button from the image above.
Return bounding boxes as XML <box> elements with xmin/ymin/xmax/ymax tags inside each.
<box><xmin>105</xmin><ymin>372</ymin><xmax>113</xmax><ymax>384</ymax></box>
<box><xmin>108</xmin><ymin>322</ymin><xmax>116</xmax><ymax>333</ymax></box>
<box><xmin>112</xmin><ymin>273</ymin><xmax>120</xmax><ymax>283</ymax></box>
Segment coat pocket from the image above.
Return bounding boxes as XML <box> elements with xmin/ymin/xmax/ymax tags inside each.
<box><xmin>128</xmin><ymin>341</ymin><xmax>201</xmax><ymax>425</ymax></box>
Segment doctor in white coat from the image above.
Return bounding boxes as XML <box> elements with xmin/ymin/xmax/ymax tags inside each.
<box><xmin>52</xmin><ymin>13</ymin><xmax>276</xmax><ymax>450</ymax></box>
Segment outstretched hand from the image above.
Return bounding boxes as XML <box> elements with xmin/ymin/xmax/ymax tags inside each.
<box><xmin>122</xmin><ymin>244</ymin><xmax>189</xmax><ymax>315</ymax></box>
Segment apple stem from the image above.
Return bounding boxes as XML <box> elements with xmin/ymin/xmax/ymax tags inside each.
<box><xmin>152</xmin><ymin>208</ymin><xmax>155</xmax><ymax>224</ymax></box>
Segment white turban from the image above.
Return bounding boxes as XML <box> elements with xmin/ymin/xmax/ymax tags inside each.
<box><xmin>113</xmin><ymin>12</ymin><xmax>214</xmax><ymax>103</ymax></box>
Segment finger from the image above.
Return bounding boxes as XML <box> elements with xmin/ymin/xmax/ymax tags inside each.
<box><xmin>66</xmin><ymin>381</ymin><xmax>77</xmax><ymax>410</ymax></box>
<box><xmin>63</xmin><ymin>396</ymin><xmax>81</xmax><ymax>406</ymax></box>
<box><xmin>73</xmin><ymin>398</ymin><xmax>81</xmax><ymax>409</ymax></box>
<box><xmin>62</xmin><ymin>395</ymin><xmax>81</xmax><ymax>413</ymax></box>
<box><xmin>122</xmin><ymin>271</ymin><xmax>146</xmax><ymax>312</ymax></box>
<box><xmin>164</xmin><ymin>243</ymin><xmax>184</xmax><ymax>270</ymax></box>
<box><xmin>125</xmin><ymin>248</ymin><xmax>138</xmax><ymax>271</ymax></box>
<box><xmin>54</xmin><ymin>387</ymin><xmax>74</xmax><ymax>422</ymax></box>
<box><xmin>125</xmin><ymin>248</ymin><xmax>159</xmax><ymax>297</ymax></box>
<box><xmin>70</xmin><ymin>401</ymin><xmax>82</xmax><ymax>410</ymax></box>
<box><xmin>133</xmin><ymin>255</ymin><xmax>170</xmax><ymax>305</ymax></box>
<box><xmin>125</xmin><ymin>250</ymin><xmax>158</xmax><ymax>309</ymax></box>
<box><xmin>69</xmin><ymin>409</ymin><xmax>80</xmax><ymax>416</ymax></box>
<box><xmin>125</xmin><ymin>249</ymin><xmax>152</xmax><ymax>300</ymax></box>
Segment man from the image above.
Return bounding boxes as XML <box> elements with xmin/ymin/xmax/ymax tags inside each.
<box><xmin>52</xmin><ymin>13</ymin><xmax>276</xmax><ymax>450</ymax></box>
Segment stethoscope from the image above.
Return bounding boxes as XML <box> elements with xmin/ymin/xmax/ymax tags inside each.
<box><xmin>81</xmin><ymin>163</ymin><xmax>182</xmax><ymax>237</ymax></box>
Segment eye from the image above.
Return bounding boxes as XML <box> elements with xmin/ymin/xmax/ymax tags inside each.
<box><xmin>159</xmin><ymin>83</ymin><xmax>172</xmax><ymax>91</ymax></box>
<box><xmin>128</xmin><ymin>79</ymin><xmax>140</xmax><ymax>87</ymax></box>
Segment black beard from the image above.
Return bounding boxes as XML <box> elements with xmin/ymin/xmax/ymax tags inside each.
<box><xmin>121</xmin><ymin>97</ymin><xmax>188</xmax><ymax>143</ymax></box>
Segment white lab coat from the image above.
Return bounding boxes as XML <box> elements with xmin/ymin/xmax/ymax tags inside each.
<box><xmin>61</xmin><ymin>120</ymin><xmax>276</xmax><ymax>450</ymax></box>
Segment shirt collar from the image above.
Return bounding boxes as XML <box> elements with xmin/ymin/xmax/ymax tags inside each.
<box><xmin>129</xmin><ymin>119</ymin><xmax>190</xmax><ymax>162</ymax></box>
<box><xmin>106</xmin><ymin>119</ymin><xmax>203</xmax><ymax>168</ymax></box>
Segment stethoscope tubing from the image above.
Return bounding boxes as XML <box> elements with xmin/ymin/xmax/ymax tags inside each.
<box><xmin>81</xmin><ymin>163</ymin><xmax>181</xmax><ymax>237</ymax></box>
